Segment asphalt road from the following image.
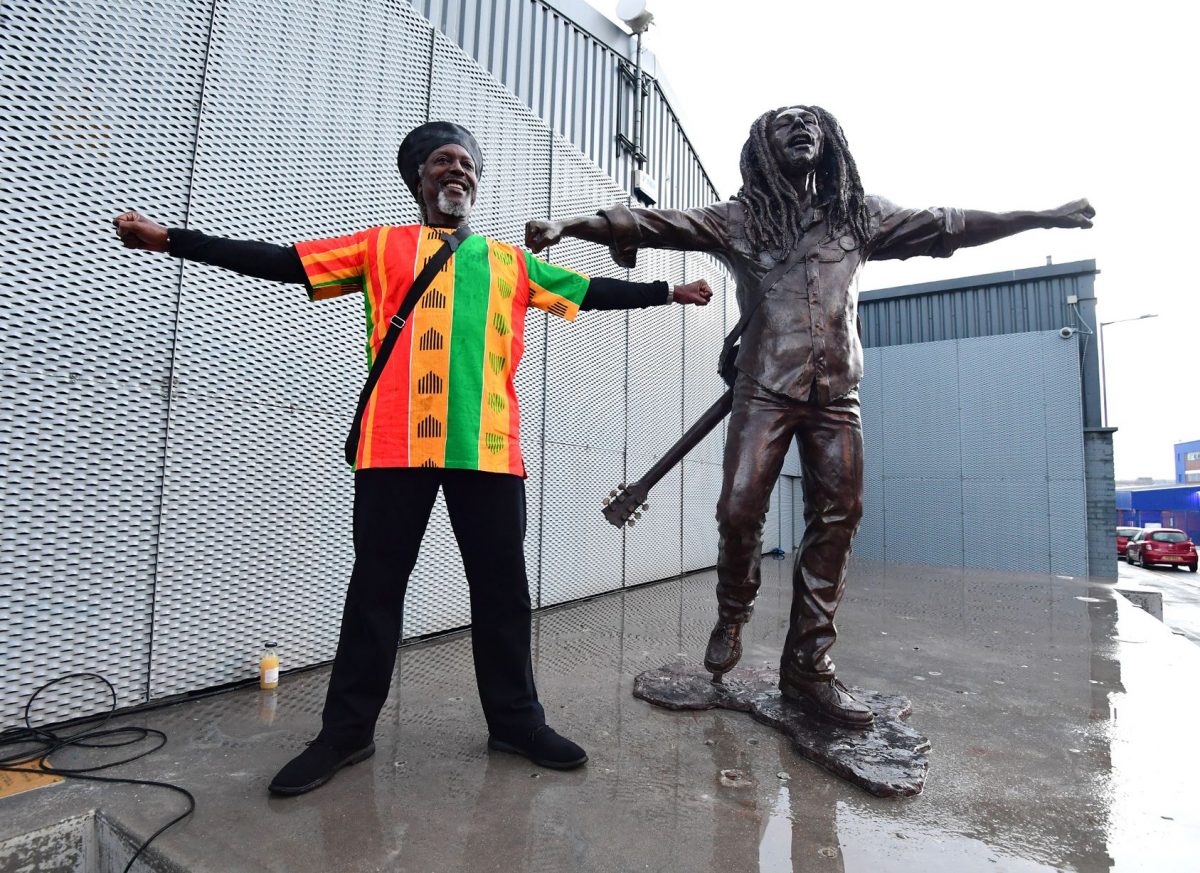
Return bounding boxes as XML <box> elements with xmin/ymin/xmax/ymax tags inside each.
<box><xmin>1117</xmin><ymin>555</ymin><xmax>1200</xmax><ymax>645</ymax></box>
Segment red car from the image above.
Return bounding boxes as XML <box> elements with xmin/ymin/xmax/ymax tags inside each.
<box><xmin>1125</xmin><ymin>529</ymin><xmax>1198</xmax><ymax>572</ymax></box>
<box><xmin>1116</xmin><ymin>526</ymin><xmax>1141</xmax><ymax>557</ymax></box>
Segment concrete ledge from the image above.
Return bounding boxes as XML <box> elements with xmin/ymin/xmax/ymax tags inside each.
<box><xmin>1116</xmin><ymin>586</ymin><xmax>1165</xmax><ymax>621</ymax></box>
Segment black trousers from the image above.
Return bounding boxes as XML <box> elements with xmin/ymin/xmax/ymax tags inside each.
<box><xmin>319</xmin><ymin>467</ymin><xmax>545</xmax><ymax>748</ymax></box>
<box><xmin>715</xmin><ymin>375</ymin><xmax>864</xmax><ymax>680</ymax></box>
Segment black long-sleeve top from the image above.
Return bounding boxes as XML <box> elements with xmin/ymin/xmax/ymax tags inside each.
<box><xmin>166</xmin><ymin>228</ymin><xmax>670</xmax><ymax>310</ymax></box>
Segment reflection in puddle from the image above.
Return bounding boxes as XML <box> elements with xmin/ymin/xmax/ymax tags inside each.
<box><xmin>758</xmin><ymin>782</ymin><xmax>792</xmax><ymax>872</ymax></box>
<box><xmin>837</xmin><ymin>801</ymin><xmax>1059</xmax><ymax>873</ymax></box>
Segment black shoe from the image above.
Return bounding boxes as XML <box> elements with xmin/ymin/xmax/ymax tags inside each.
<box><xmin>779</xmin><ymin>675</ymin><xmax>874</xmax><ymax>728</ymax></box>
<box><xmin>703</xmin><ymin>620</ymin><xmax>744</xmax><ymax>676</ymax></box>
<box><xmin>488</xmin><ymin>725</ymin><xmax>588</xmax><ymax>770</ymax></box>
<box><xmin>268</xmin><ymin>738</ymin><xmax>376</xmax><ymax>796</ymax></box>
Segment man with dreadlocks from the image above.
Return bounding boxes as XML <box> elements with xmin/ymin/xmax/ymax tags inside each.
<box><xmin>526</xmin><ymin>105</ymin><xmax>1093</xmax><ymax>727</ymax></box>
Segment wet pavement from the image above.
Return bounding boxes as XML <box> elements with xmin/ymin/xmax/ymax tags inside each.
<box><xmin>2</xmin><ymin>557</ymin><xmax>1198</xmax><ymax>872</ymax></box>
<box><xmin>1116</xmin><ymin>557</ymin><xmax>1200</xmax><ymax>645</ymax></box>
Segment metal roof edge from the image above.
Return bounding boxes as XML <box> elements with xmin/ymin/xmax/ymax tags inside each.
<box><xmin>538</xmin><ymin>0</ymin><xmax>723</xmax><ymax>199</ymax></box>
<box><xmin>1115</xmin><ymin>484</ymin><xmax>1200</xmax><ymax>493</ymax></box>
<box><xmin>860</xmin><ymin>259</ymin><xmax>1099</xmax><ymax>304</ymax></box>
<box><xmin>540</xmin><ymin>0</ymin><xmax>634</xmax><ymax>55</ymax></box>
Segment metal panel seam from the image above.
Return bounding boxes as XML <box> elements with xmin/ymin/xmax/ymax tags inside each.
<box><xmin>536</xmin><ymin>131</ymin><xmax>555</xmax><ymax>608</ymax></box>
<box><xmin>424</xmin><ymin>20</ymin><xmax>436</xmax><ymax>120</ymax></box>
<box><xmin>146</xmin><ymin>0</ymin><xmax>223</xmax><ymax>702</ymax></box>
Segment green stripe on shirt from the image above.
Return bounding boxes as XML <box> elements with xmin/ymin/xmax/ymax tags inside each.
<box><xmin>444</xmin><ymin>236</ymin><xmax>490</xmax><ymax>468</ymax></box>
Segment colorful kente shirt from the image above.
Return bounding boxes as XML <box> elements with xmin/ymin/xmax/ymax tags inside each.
<box><xmin>295</xmin><ymin>225</ymin><xmax>589</xmax><ymax>475</ymax></box>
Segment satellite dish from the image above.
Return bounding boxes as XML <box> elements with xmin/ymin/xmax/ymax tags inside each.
<box><xmin>616</xmin><ymin>0</ymin><xmax>654</xmax><ymax>33</ymax></box>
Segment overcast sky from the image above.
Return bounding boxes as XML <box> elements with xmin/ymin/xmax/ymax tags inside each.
<box><xmin>599</xmin><ymin>0</ymin><xmax>1196</xmax><ymax>480</ymax></box>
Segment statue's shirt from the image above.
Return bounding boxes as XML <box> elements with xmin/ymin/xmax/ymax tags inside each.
<box><xmin>603</xmin><ymin>197</ymin><xmax>966</xmax><ymax>404</ymax></box>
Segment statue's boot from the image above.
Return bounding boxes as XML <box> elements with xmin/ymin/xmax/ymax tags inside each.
<box><xmin>703</xmin><ymin>620</ymin><xmax>745</xmax><ymax>677</ymax></box>
<box><xmin>779</xmin><ymin>672</ymin><xmax>873</xmax><ymax>728</ymax></box>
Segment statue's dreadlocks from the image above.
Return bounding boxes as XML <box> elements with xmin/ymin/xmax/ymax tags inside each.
<box><xmin>734</xmin><ymin>105</ymin><xmax>870</xmax><ymax>254</ymax></box>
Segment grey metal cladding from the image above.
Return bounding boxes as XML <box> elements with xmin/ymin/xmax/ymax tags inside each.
<box><xmin>1049</xmin><ymin>479</ymin><xmax>1088</xmax><ymax>577</ymax></box>
<box><xmin>682</xmin><ymin>253</ymin><xmax>727</xmax><ymax>466</ymax></box>
<box><xmin>885</xmin><ymin>477</ymin><xmax>964</xmax><ymax>567</ymax></box>
<box><xmin>2</xmin><ymin>0</ymin><xmax>210</xmax><ymax>719</ymax></box>
<box><xmin>856</xmin><ymin>347</ymin><xmax>885</xmax><ymax>560</ymax></box>
<box><xmin>860</xmin><ymin>330</ymin><xmax>1086</xmax><ymax>574</ymax></box>
<box><xmin>409</xmin><ymin>0</ymin><xmax>720</xmax><ymax>208</ymax></box>
<box><xmin>858</xmin><ymin>262</ymin><xmax>1098</xmax><ymax>348</ymax></box>
<box><xmin>881</xmin><ymin>339</ymin><xmax>961</xmax><ymax>481</ymax></box>
<box><xmin>626</xmin><ymin>245</ymin><xmax>683</xmax><ymax>454</ymax></box>
<box><xmin>0</xmin><ymin>0</ymin><xmax>210</xmax><ymax>380</ymax></box>
<box><xmin>430</xmin><ymin>31</ymin><xmax>553</xmax><ymax>248</ymax></box>
<box><xmin>860</xmin><ymin>347</ymin><xmax>884</xmax><ymax>484</ymax></box>
<box><xmin>763</xmin><ymin>481</ymin><xmax>780</xmax><ymax>552</ymax></box>
<box><xmin>523</xmin><ymin>439</ymin><xmax>546</xmax><ymax>605</ymax></box>
<box><xmin>174</xmin><ymin>0</ymin><xmax>431</xmax><ymax>413</ymax></box>
<box><xmin>149</xmin><ymin>393</ymin><xmax>353</xmax><ymax>696</ymax></box>
<box><xmin>681</xmin><ymin>459</ymin><xmax>721</xmax><ymax>572</ymax></box>
<box><xmin>624</xmin><ymin>452</ymin><xmax>683</xmax><ymax>586</ymax></box>
<box><xmin>1040</xmin><ymin>333</ymin><xmax>1085</xmax><ymax>480</ymax></box>
<box><xmin>792</xmin><ymin>478</ymin><xmax>806</xmax><ymax>553</ymax></box>
<box><xmin>543</xmin><ymin>136</ymin><xmax>629</xmax><ymax>452</ymax></box>
<box><xmin>1</xmin><ymin>371</ymin><xmax>163</xmax><ymax>724</ymax></box>
<box><xmin>958</xmin><ymin>333</ymin><xmax>1048</xmax><ymax>480</ymax></box>
<box><xmin>961</xmin><ymin>480</ymin><xmax>1049</xmax><ymax>573</ymax></box>
<box><xmin>779</xmin><ymin>476</ymin><xmax>795</xmax><ymax>551</ymax></box>
<box><xmin>539</xmin><ymin>443</ymin><xmax>626</xmax><ymax>605</ymax></box>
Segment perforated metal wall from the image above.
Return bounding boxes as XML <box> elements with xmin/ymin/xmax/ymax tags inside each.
<box><xmin>1</xmin><ymin>0</ymin><xmax>739</xmax><ymax>723</ymax></box>
<box><xmin>852</xmin><ymin>330</ymin><xmax>1087</xmax><ymax>576</ymax></box>
<box><xmin>149</xmin><ymin>0</ymin><xmax>435</xmax><ymax>699</ymax></box>
<box><xmin>625</xmin><ymin>245</ymin><xmax>685</xmax><ymax>587</ymax></box>
<box><xmin>2</xmin><ymin>0</ymin><xmax>213</xmax><ymax>722</ymax></box>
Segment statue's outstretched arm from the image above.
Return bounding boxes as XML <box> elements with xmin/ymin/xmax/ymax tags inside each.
<box><xmin>527</xmin><ymin>202</ymin><xmax>732</xmax><ymax>269</ymax></box>
<box><xmin>526</xmin><ymin>214</ymin><xmax>609</xmax><ymax>252</ymax></box>
<box><xmin>958</xmin><ymin>198</ymin><xmax>1094</xmax><ymax>250</ymax></box>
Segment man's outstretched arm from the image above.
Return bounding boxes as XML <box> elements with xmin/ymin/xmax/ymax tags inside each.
<box><xmin>112</xmin><ymin>210</ymin><xmax>307</xmax><ymax>284</ymax></box>
<box><xmin>581</xmin><ymin>276</ymin><xmax>711</xmax><ymax>310</ymax></box>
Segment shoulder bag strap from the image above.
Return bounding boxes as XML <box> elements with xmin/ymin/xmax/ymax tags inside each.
<box><xmin>344</xmin><ymin>224</ymin><xmax>473</xmax><ymax>466</ymax></box>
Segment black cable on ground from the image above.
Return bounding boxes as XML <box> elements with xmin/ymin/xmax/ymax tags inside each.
<box><xmin>0</xmin><ymin>673</ymin><xmax>195</xmax><ymax>873</ymax></box>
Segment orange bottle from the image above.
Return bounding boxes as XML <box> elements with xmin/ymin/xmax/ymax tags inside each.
<box><xmin>259</xmin><ymin>643</ymin><xmax>279</xmax><ymax>690</ymax></box>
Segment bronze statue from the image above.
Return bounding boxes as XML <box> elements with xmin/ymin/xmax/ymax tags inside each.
<box><xmin>528</xmin><ymin>105</ymin><xmax>1093</xmax><ymax>728</ymax></box>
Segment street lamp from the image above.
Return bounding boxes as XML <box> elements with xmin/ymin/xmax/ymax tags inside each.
<box><xmin>1099</xmin><ymin>313</ymin><xmax>1158</xmax><ymax>426</ymax></box>
<box><xmin>616</xmin><ymin>0</ymin><xmax>657</xmax><ymax>205</ymax></box>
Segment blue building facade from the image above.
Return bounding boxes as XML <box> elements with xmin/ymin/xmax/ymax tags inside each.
<box><xmin>1175</xmin><ymin>439</ymin><xmax>1200</xmax><ymax>484</ymax></box>
<box><xmin>1116</xmin><ymin>485</ymin><xmax>1200</xmax><ymax>541</ymax></box>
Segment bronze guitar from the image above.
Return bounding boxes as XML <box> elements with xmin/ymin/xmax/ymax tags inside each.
<box><xmin>602</xmin><ymin>389</ymin><xmax>735</xmax><ymax>527</ymax></box>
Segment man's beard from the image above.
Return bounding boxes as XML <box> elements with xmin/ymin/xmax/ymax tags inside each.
<box><xmin>437</xmin><ymin>189</ymin><xmax>472</xmax><ymax>219</ymax></box>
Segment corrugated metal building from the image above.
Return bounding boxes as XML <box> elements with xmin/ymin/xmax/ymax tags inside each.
<box><xmin>851</xmin><ymin>260</ymin><xmax>1114</xmax><ymax>579</ymax></box>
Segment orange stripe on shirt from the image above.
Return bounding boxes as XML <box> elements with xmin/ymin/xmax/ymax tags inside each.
<box><xmin>357</xmin><ymin>227</ymin><xmax>393</xmax><ymax>467</ymax></box>
<box><xmin>529</xmin><ymin>279</ymin><xmax>581</xmax><ymax>320</ymax></box>
<box><xmin>300</xmin><ymin>240</ymin><xmax>366</xmax><ymax>267</ymax></box>
<box><xmin>407</xmin><ymin>228</ymin><xmax>455</xmax><ymax>468</ymax></box>
<box><xmin>477</xmin><ymin>241</ymin><xmax>518</xmax><ymax>473</ymax></box>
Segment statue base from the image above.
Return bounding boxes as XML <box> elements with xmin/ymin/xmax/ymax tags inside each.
<box><xmin>633</xmin><ymin>661</ymin><xmax>930</xmax><ymax>797</ymax></box>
